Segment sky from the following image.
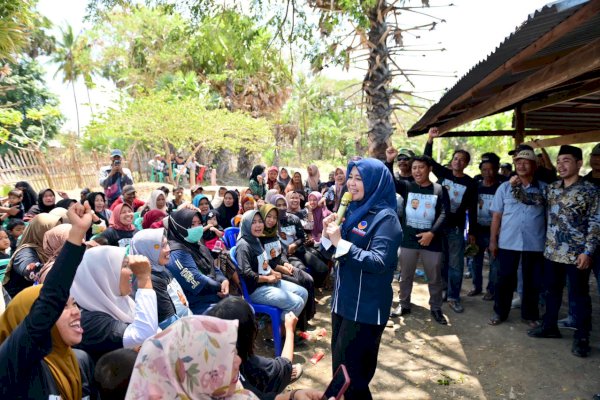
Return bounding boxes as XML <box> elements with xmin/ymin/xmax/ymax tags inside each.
<box><xmin>36</xmin><ymin>0</ymin><xmax>551</xmax><ymax>133</ymax></box>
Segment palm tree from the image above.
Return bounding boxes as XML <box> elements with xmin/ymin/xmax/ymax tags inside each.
<box><xmin>51</xmin><ymin>24</ymin><xmax>81</xmax><ymax>136</ymax></box>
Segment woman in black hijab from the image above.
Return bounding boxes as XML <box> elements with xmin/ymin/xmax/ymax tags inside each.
<box><xmin>15</xmin><ymin>181</ymin><xmax>38</xmax><ymax>213</ymax></box>
<box><xmin>165</xmin><ymin>208</ymin><xmax>229</xmax><ymax>315</ymax></box>
<box><xmin>24</xmin><ymin>188</ymin><xmax>56</xmax><ymax>220</ymax></box>
<box><xmin>216</xmin><ymin>190</ymin><xmax>240</xmax><ymax>229</ymax></box>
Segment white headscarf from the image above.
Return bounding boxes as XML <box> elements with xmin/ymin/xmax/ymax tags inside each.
<box><xmin>146</xmin><ymin>190</ymin><xmax>168</xmax><ymax>213</ymax></box>
<box><xmin>130</xmin><ymin>228</ymin><xmax>165</xmax><ymax>272</ymax></box>
<box><xmin>70</xmin><ymin>246</ymin><xmax>135</xmax><ymax>323</ymax></box>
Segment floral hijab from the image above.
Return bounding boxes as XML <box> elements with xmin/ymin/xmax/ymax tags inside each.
<box><xmin>126</xmin><ymin>316</ymin><xmax>258</xmax><ymax>400</ymax></box>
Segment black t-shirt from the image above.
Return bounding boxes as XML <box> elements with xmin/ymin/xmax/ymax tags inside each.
<box><xmin>396</xmin><ymin>181</ymin><xmax>448</xmax><ymax>252</ymax></box>
<box><xmin>76</xmin><ymin>309</ymin><xmax>128</xmax><ymax>362</ymax></box>
<box><xmin>424</xmin><ymin>141</ymin><xmax>478</xmax><ymax>233</ymax></box>
<box><xmin>476</xmin><ymin>180</ymin><xmax>501</xmax><ymax>233</ymax></box>
<box><xmin>240</xmin><ymin>354</ymin><xmax>292</xmax><ymax>396</ymax></box>
<box><xmin>100</xmin><ymin>227</ymin><xmax>138</xmax><ymax>247</ymax></box>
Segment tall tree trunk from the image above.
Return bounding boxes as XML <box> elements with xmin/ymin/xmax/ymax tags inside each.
<box><xmin>363</xmin><ymin>0</ymin><xmax>392</xmax><ymax>160</ymax></box>
<box><xmin>71</xmin><ymin>82</ymin><xmax>81</xmax><ymax>137</ymax></box>
<box><xmin>86</xmin><ymin>85</ymin><xmax>94</xmax><ymax>117</ymax></box>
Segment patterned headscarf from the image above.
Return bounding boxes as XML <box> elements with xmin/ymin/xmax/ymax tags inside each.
<box><xmin>126</xmin><ymin>316</ymin><xmax>258</xmax><ymax>400</ymax></box>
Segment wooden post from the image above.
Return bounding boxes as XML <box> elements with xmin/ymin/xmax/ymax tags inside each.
<box><xmin>34</xmin><ymin>148</ymin><xmax>55</xmax><ymax>189</ymax></box>
<box><xmin>514</xmin><ymin>106</ymin><xmax>525</xmax><ymax>147</ymax></box>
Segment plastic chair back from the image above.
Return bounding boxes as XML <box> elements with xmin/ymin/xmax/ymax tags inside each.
<box><xmin>230</xmin><ymin>246</ymin><xmax>283</xmax><ymax>356</ymax></box>
<box><xmin>223</xmin><ymin>227</ymin><xmax>240</xmax><ymax>249</ymax></box>
<box><xmin>0</xmin><ymin>258</ymin><xmax>10</xmax><ymax>282</ymax></box>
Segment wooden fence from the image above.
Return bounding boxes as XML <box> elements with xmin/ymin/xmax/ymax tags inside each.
<box><xmin>0</xmin><ymin>146</ymin><xmax>102</xmax><ymax>193</ymax></box>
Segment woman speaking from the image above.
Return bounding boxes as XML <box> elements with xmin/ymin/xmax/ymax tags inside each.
<box><xmin>321</xmin><ymin>158</ymin><xmax>402</xmax><ymax>400</ymax></box>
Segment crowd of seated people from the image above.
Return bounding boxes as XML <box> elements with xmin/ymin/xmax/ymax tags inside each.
<box><xmin>0</xmin><ymin>140</ymin><xmax>597</xmax><ymax>398</ymax></box>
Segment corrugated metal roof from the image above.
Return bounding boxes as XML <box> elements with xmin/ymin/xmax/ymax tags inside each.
<box><xmin>408</xmin><ymin>0</ymin><xmax>600</xmax><ymax>136</ymax></box>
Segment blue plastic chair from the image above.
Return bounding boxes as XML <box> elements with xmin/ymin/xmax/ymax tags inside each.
<box><xmin>223</xmin><ymin>227</ymin><xmax>240</xmax><ymax>249</ymax></box>
<box><xmin>230</xmin><ymin>246</ymin><xmax>283</xmax><ymax>357</ymax></box>
<box><xmin>0</xmin><ymin>258</ymin><xmax>10</xmax><ymax>283</ymax></box>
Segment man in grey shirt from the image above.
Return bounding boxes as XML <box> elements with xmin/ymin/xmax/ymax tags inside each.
<box><xmin>488</xmin><ymin>148</ymin><xmax>547</xmax><ymax>327</ymax></box>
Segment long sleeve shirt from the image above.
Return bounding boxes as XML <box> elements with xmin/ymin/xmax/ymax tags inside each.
<box><xmin>166</xmin><ymin>249</ymin><xmax>225</xmax><ymax>315</ymax></box>
<box><xmin>0</xmin><ymin>241</ymin><xmax>86</xmax><ymax>399</ymax></box>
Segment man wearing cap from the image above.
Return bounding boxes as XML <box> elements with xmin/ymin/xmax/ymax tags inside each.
<box><xmin>109</xmin><ymin>185</ymin><xmax>145</xmax><ymax>212</ymax></box>
<box><xmin>385</xmin><ymin>147</ymin><xmax>415</xmax><ymax>184</ymax></box>
<box><xmin>516</xmin><ymin>145</ymin><xmax>599</xmax><ymax>358</ymax></box>
<box><xmin>99</xmin><ymin>149</ymin><xmax>134</xmax><ymax>207</ymax></box>
<box><xmin>425</xmin><ymin>127</ymin><xmax>478</xmax><ymax>313</ymax></box>
<box><xmin>488</xmin><ymin>146</ymin><xmax>546</xmax><ymax>327</ymax></box>
<box><xmin>469</xmin><ymin>153</ymin><xmax>502</xmax><ymax>299</ymax></box>
<box><xmin>508</xmin><ymin>145</ymin><xmax>557</xmax><ymax>184</ymax></box>
<box><xmin>500</xmin><ymin>163</ymin><xmax>512</xmax><ymax>178</ymax></box>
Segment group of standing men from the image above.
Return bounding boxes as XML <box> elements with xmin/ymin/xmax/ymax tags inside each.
<box><xmin>386</xmin><ymin>128</ymin><xmax>599</xmax><ymax>358</ymax></box>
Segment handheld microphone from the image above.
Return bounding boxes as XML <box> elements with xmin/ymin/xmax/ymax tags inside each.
<box><xmin>335</xmin><ymin>192</ymin><xmax>353</xmax><ymax>225</ymax></box>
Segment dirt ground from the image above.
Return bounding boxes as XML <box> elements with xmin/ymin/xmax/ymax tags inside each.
<box><xmin>70</xmin><ymin>183</ymin><xmax>600</xmax><ymax>399</ymax></box>
<box><xmin>269</xmin><ymin>272</ymin><xmax>600</xmax><ymax>400</ymax></box>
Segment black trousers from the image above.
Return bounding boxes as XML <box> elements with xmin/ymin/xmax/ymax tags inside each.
<box><xmin>331</xmin><ymin>313</ymin><xmax>385</xmax><ymax>400</ymax></box>
<box><xmin>281</xmin><ymin>265</ymin><xmax>315</xmax><ymax>331</ymax></box>
<box><xmin>494</xmin><ymin>249</ymin><xmax>543</xmax><ymax>321</ymax></box>
<box><xmin>295</xmin><ymin>247</ymin><xmax>330</xmax><ymax>288</ymax></box>
<box><xmin>542</xmin><ymin>258</ymin><xmax>592</xmax><ymax>339</ymax></box>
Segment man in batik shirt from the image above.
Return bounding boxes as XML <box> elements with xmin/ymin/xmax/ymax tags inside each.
<box><xmin>515</xmin><ymin>145</ymin><xmax>599</xmax><ymax>358</ymax></box>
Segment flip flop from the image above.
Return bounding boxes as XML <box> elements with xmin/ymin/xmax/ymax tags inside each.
<box><xmin>290</xmin><ymin>363</ymin><xmax>303</xmax><ymax>383</ymax></box>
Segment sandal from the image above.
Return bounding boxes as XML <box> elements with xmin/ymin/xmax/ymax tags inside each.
<box><xmin>488</xmin><ymin>314</ymin><xmax>502</xmax><ymax>326</ymax></box>
<box><xmin>290</xmin><ymin>363</ymin><xmax>303</xmax><ymax>383</ymax></box>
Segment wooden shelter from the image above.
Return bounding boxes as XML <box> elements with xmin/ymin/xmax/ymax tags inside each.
<box><xmin>408</xmin><ymin>0</ymin><xmax>600</xmax><ymax>148</ymax></box>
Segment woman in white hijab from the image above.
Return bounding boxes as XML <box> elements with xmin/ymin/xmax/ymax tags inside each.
<box><xmin>70</xmin><ymin>246</ymin><xmax>159</xmax><ymax>361</ymax></box>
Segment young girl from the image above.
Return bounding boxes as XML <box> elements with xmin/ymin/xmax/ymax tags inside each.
<box><xmin>202</xmin><ymin>210</ymin><xmax>225</xmax><ymax>253</ymax></box>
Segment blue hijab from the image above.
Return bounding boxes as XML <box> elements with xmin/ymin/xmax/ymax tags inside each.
<box><xmin>342</xmin><ymin>158</ymin><xmax>396</xmax><ymax>238</ymax></box>
<box><xmin>192</xmin><ymin>194</ymin><xmax>208</xmax><ymax>208</ymax></box>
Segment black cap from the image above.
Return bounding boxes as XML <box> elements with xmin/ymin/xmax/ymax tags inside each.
<box><xmin>479</xmin><ymin>152</ymin><xmax>500</xmax><ymax>168</ymax></box>
<box><xmin>508</xmin><ymin>144</ymin><xmax>533</xmax><ymax>156</ymax></box>
<box><xmin>558</xmin><ymin>145</ymin><xmax>582</xmax><ymax>161</ymax></box>
<box><xmin>500</xmin><ymin>163</ymin><xmax>512</xmax><ymax>170</ymax></box>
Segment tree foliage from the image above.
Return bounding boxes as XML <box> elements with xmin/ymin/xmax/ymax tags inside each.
<box><xmin>0</xmin><ymin>57</ymin><xmax>64</xmax><ymax>152</ymax></box>
<box><xmin>82</xmin><ymin>90</ymin><xmax>273</xmax><ymax>155</ymax></box>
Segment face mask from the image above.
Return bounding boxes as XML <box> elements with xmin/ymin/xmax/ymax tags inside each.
<box><xmin>185</xmin><ymin>226</ymin><xmax>204</xmax><ymax>243</ymax></box>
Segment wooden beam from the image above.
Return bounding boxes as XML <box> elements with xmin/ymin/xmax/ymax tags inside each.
<box><xmin>411</xmin><ymin>0</ymin><xmax>600</xmax><ymax>132</ymax></box>
<box><xmin>422</xmin><ymin>129</ymin><xmax>583</xmax><ymax>138</ymax></box>
<box><xmin>438</xmin><ymin>37</ymin><xmax>600</xmax><ymax>135</ymax></box>
<box><xmin>522</xmin><ymin>78</ymin><xmax>600</xmax><ymax>113</ymax></box>
<box><xmin>523</xmin><ymin>130</ymin><xmax>600</xmax><ymax>148</ymax></box>
<box><xmin>510</xmin><ymin>46</ymin><xmax>584</xmax><ymax>74</ymax></box>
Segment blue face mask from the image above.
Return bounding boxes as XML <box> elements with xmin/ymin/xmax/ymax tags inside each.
<box><xmin>185</xmin><ymin>225</ymin><xmax>204</xmax><ymax>243</ymax></box>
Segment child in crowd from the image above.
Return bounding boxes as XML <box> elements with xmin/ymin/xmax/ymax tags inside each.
<box><xmin>5</xmin><ymin>219</ymin><xmax>25</xmax><ymax>254</ymax></box>
<box><xmin>202</xmin><ymin>210</ymin><xmax>225</xmax><ymax>255</ymax></box>
<box><xmin>0</xmin><ymin>228</ymin><xmax>10</xmax><ymax>259</ymax></box>
<box><xmin>1</xmin><ymin>189</ymin><xmax>25</xmax><ymax>222</ymax></box>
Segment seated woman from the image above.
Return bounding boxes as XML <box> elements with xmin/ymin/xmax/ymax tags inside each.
<box><xmin>0</xmin><ymin>203</ymin><xmax>93</xmax><ymax>399</ymax></box>
<box><xmin>207</xmin><ymin>297</ymin><xmax>303</xmax><ymax>398</ymax></box>
<box><xmin>85</xmin><ymin>192</ymin><xmax>111</xmax><ymax>240</ymax></box>
<box><xmin>24</xmin><ymin>188</ymin><xmax>57</xmax><ymax>221</ymax></box>
<box><xmin>285</xmin><ymin>172</ymin><xmax>305</xmax><ymax>201</ymax></box>
<box><xmin>240</xmin><ymin>194</ymin><xmax>256</xmax><ymax>214</ymax></box>
<box><xmin>38</xmin><ymin>223</ymin><xmax>72</xmax><ymax>284</ymax></box>
<box><xmin>126</xmin><ymin>315</ymin><xmax>259</xmax><ymax>399</ymax></box>
<box><xmin>273</xmin><ymin>195</ymin><xmax>329</xmax><ymax>289</ymax></box>
<box><xmin>71</xmin><ymin>246</ymin><xmax>158</xmax><ymax>362</ymax></box>
<box><xmin>141</xmin><ymin>209</ymin><xmax>167</xmax><ymax>229</ymax></box>
<box><xmin>304</xmin><ymin>164</ymin><xmax>322</xmax><ymax>194</ymax></box>
<box><xmin>130</xmin><ymin>228</ymin><xmax>191</xmax><ymax>329</ymax></box>
<box><xmin>307</xmin><ymin>191</ymin><xmax>331</xmax><ymax>245</ymax></box>
<box><xmin>260</xmin><ymin>204</ymin><xmax>315</xmax><ymax>331</ymax></box>
<box><xmin>166</xmin><ymin>209</ymin><xmax>229</xmax><ymax>315</ymax></box>
<box><xmin>235</xmin><ymin>210</ymin><xmax>307</xmax><ymax>325</ymax></box>
<box><xmin>14</xmin><ymin>181</ymin><xmax>38</xmax><ymax>214</ymax></box>
<box><xmin>217</xmin><ymin>190</ymin><xmax>239</xmax><ymax>229</ymax></box>
<box><xmin>325</xmin><ymin>167</ymin><xmax>347</xmax><ymax>212</ymax></box>
<box><xmin>249</xmin><ymin>165</ymin><xmax>267</xmax><ymax>200</ymax></box>
<box><xmin>139</xmin><ymin>189</ymin><xmax>169</xmax><ymax>216</ymax></box>
<box><xmin>3</xmin><ymin>213</ymin><xmax>62</xmax><ymax>298</ymax></box>
<box><xmin>192</xmin><ymin>194</ymin><xmax>213</xmax><ymax>222</ymax></box>
<box><xmin>99</xmin><ymin>203</ymin><xmax>138</xmax><ymax>247</ymax></box>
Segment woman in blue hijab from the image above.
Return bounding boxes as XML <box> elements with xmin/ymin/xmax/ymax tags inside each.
<box><xmin>320</xmin><ymin>158</ymin><xmax>402</xmax><ymax>400</ymax></box>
